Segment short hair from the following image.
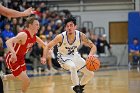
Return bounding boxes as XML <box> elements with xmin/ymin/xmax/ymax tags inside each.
<box><xmin>133</xmin><ymin>37</ymin><xmax>138</xmax><ymax>41</ymax></box>
<box><xmin>25</xmin><ymin>17</ymin><xmax>38</xmax><ymax>28</ymax></box>
<box><xmin>64</xmin><ymin>17</ymin><xmax>76</xmax><ymax>26</ymax></box>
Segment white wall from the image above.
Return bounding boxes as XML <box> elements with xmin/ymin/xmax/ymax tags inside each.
<box><xmin>135</xmin><ymin>0</ymin><xmax>140</xmax><ymax>11</ymax></box>
<box><xmin>72</xmin><ymin>10</ymin><xmax>129</xmax><ymax>38</ymax></box>
<box><xmin>72</xmin><ymin>10</ymin><xmax>131</xmax><ymax>65</ymax></box>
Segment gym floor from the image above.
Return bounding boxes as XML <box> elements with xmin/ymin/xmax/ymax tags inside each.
<box><xmin>3</xmin><ymin>66</ymin><xmax>140</xmax><ymax>93</ymax></box>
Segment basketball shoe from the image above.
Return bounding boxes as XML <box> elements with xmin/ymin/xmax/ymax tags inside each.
<box><xmin>72</xmin><ymin>85</ymin><xmax>85</xmax><ymax>93</ymax></box>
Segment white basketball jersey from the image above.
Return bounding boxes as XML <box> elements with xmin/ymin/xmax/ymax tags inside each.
<box><xmin>58</xmin><ymin>30</ymin><xmax>81</xmax><ymax>55</ymax></box>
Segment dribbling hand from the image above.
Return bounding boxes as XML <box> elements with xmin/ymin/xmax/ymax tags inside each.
<box><xmin>87</xmin><ymin>54</ymin><xmax>98</xmax><ymax>58</ymax></box>
<box><xmin>41</xmin><ymin>57</ymin><xmax>46</xmax><ymax>64</ymax></box>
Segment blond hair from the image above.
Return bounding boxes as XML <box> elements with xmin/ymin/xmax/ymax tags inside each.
<box><xmin>25</xmin><ymin>17</ymin><xmax>38</xmax><ymax>28</ymax></box>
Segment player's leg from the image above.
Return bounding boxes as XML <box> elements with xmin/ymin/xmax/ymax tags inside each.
<box><xmin>80</xmin><ymin>67</ymin><xmax>94</xmax><ymax>85</ymax></box>
<box><xmin>63</xmin><ymin>60</ymin><xmax>83</xmax><ymax>93</ymax></box>
<box><xmin>3</xmin><ymin>68</ymin><xmax>30</xmax><ymax>93</ymax></box>
<box><xmin>58</xmin><ymin>54</ymin><xmax>81</xmax><ymax>93</ymax></box>
<box><xmin>73</xmin><ymin>53</ymin><xmax>94</xmax><ymax>92</ymax></box>
<box><xmin>17</xmin><ymin>71</ymin><xmax>30</xmax><ymax>93</ymax></box>
<box><xmin>9</xmin><ymin>59</ymin><xmax>30</xmax><ymax>93</ymax></box>
<box><xmin>62</xmin><ymin>60</ymin><xmax>79</xmax><ymax>86</ymax></box>
<box><xmin>77</xmin><ymin>57</ymin><xmax>94</xmax><ymax>86</ymax></box>
<box><xmin>3</xmin><ymin>74</ymin><xmax>15</xmax><ymax>80</ymax></box>
<box><xmin>47</xmin><ymin>52</ymin><xmax>57</xmax><ymax>73</ymax></box>
<box><xmin>4</xmin><ymin>53</ymin><xmax>16</xmax><ymax>80</ymax></box>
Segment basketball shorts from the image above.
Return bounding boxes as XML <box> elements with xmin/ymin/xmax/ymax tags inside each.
<box><xmin>5</xmin><ymin>53</ymin><xmax>26</xmax><ymax>76</ymax></box>
<box><xmin>57</xmin><ymin>52</ymin><xmax>86</xmax><ymax>70</ymax></box>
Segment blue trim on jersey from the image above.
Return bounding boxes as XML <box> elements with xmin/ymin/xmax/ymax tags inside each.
<box><xmin>57</xmin><ymin>52</ymin><xmax>72</xmax><ymax>64</ymax></box>
<box><xmin>58</xmin><ymin>34</ymin><xmax>64</xmax><ymax>47</ymax></box>
<box><xmin>66</xmin><ymin>31</ymin><xmax>76</xmax><ymax>45</ymax></box>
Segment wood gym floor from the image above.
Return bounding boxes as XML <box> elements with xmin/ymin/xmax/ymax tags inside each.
<box><xmin>3</xmin><ymin>66</ymin><xmax>140</xmax><ymax>93</ymax></box>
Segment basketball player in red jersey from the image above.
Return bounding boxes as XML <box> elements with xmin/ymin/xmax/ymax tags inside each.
<box><xmin>3</xmin><ymin>17</ymin><xmax>46</xmax><ymax>93</ymax></box>
<box><xmin>0</xmin><ymin>3</ymin><xmax>33</xmax><ymax>93</ymax></box>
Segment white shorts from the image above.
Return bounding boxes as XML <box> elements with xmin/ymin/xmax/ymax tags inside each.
<box><xmin>57</xmin><ymin>52</ymin><xmax>86</xmax><ymax>70</ymax></box>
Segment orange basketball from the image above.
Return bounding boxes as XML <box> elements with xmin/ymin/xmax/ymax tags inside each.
<box><xmin>86</xmin><ymin>55</ymin><xmax>100</xmax><ymax>71</ymax></box>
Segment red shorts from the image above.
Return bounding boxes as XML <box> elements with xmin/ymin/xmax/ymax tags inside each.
<box><xmin>5</xmin><ymin>53</ymin><xmax>26</xmax><ymax>76</ymax></box>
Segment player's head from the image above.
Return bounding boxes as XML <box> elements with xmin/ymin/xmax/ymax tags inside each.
<box><xmin>25</xmin><ymin>17</ymin><xmax>40</xmax><ymax>34</ymax></box>
<box><xmin>133</xmin><ymin>37</ymin><xmax>139</xmax><ymax>45</ymax></box>
<box><xmin>64</xmin><ymin>17</ymin><xmax>77</xmax><ymax>35</ymax></box>
<box><xmin>4</xmin><ymin>23</ymin><xmax>10</xmax><ymax>30</ymax></box>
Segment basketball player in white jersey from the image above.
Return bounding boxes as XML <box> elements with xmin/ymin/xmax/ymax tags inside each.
<box><xmin>41</xmin><ymin>17</ymin><xmax>97</xmax><ymax>93</ymax></box>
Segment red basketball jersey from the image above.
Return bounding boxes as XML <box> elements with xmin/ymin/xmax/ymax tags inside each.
<box><xmin>10</xmin><ymin>29</ymin><xmax>36</xmax><ymax>56</ymax></box>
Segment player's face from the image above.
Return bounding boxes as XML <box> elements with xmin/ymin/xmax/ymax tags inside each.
<box><xmin>65</xmin><ymin>21</ymin><xmax>77</xmax><ymax>35</ymax></box>
<box><xmin>30</xmin><ymin>20</ymin><xmax>40</xmax><ymax>34</ymax></box>
<box><xmin>134</xmin><ymin>40</ymin><xmax>138</xmax><ymax>45</ymax></box>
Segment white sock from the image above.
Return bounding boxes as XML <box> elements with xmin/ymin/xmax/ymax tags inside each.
<box><xmin>80</xmin><ymin>72</ymin><xmax>94</xmax><ymax>85</ymax></box>
<box><xmin>70</xmin><ymin>66</ymin><xmax>79</xmax><ymax>86</ymax></box>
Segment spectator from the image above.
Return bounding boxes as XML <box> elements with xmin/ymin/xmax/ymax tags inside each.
<box><xmin>40</xmin><ymin>12</ymin><xmax>50</xmax><ymax>26</ymax></box>
<box><xmin>30</xmin><ymin>43</ymin><xmax>42</xmax><ymax>73</ymax></box>
<box><xmin>18</xmin><ymin>18</ymin><xmax>25</xmax><ymax>32</ymax></box>
<box><xmin>129</xmin><ymin>38</ymin><xmax>140</xmax><ymax>65</ymax></box>
<box><xmin>55</xmin><ymin>19</ymin><xmax>63</xmax><ymax>33</ymax></box>
<box><xmin>11</xmin><ymin>18</ymin><xmax>20</xmax><ymax>35</ymax></box>
<box><xmin>48</xmin><ymin>31</ymin><xmax>55</xmax><ymax>40</ymax></box>
<box><xmin>39</xmin><ymin>2</ymin><xmax>47</xmax><ymax>13</ymax></box>
<box><xmin>1</xmin><ymin>23</ymin><xmax>14</xmax><ymax>51</ymax></box>
<box><xmin>45</xmin><ymin>24</ymin><xmax>52</xmax><ymax>36</ymax></box>
<box><xmin>97</xmin><ymin>34</ymin><xmax>111</xmax><ymax>56</ymax></box>
<box><xmin>90</xmin><ymin>34</ymin><xmax>98</xmax><ymax>45</ymax></box>
<box><xmin>39</xmin><ymin>25</ymin><xmax>46</xmax><ymax>36</ymax></box>
<box><xmin>41</xmin><ymin>35</ymin><xmax>57</xmax><ymax>74</ymax></box>
<box><xmin>50</xmin><ymin>20</ymin><xmax>56</xmax><ymax>32</ymax></box>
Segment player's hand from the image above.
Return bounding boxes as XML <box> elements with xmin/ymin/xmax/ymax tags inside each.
<box><xmin>23</xmin><ymin>7</ymin><xmax>33</xmax><ymax>16</ymax></box>
<box><xmin>11</xmin><ymin>53</ymin><xmax>17</xmax><ymax>63</ymax></box>
<box><xmin>87</xmin><ymin>54</ymin><xmax>93</xmax><ymax>58</ymax></box>
<box><xmin>41</xmin><ymin>57</ymin><xmax>46</xmax><ymax>65</ymax></box>
<box><xmin>87</xmin><ymin>54</ymin><xmax>98</xmax><ymax>59</ymax></box>
<box><xmin>135</xmin><ymin>51</ymin><xmax>139</xmax><ymax>55</ymax></box>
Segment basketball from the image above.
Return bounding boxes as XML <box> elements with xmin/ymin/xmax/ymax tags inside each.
<box><xmin>86</xmin><ymin>55</ymin><xmax>100</xmax><ymax>71</ymax></box>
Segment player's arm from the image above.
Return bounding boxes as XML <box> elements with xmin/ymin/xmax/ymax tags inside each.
<box><xmin>0</xmin><ymin>4</ymin><xmax>33</xmax><ymax>18</ymax></box>
<box><xmin>36</xmin><ymin>36</ymin><xmax>46</xmax><ymax>48</ymax></box>
<box><xmin>41</xmin><ymin>34</ymin><xmax>62</xmax><ymax>64</ymax></box>
<box><xmin>6</xmin><ymin>32</ymin><xmax>27</xmax><ymax>54</ymax></box>
<box><xmin>6</xmin><ymin>32</ymin><xmax>27</xmax><ymax>62</ymax></box>
<box><xmin>80</xmin><ymin>32</ymin><xmax>97</xmax><ymax>56</ymax></box>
